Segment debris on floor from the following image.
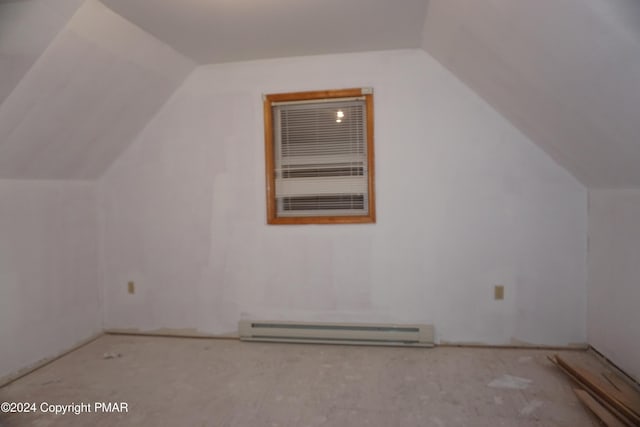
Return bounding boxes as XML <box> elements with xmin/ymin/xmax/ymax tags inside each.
<box><xmin>487</xmin><ymin>374</ymin><xmax>532</xmax><ymax>390</ymax></box>
<box><xmin>549</xmin><ymin>354</ymin><xmax>640</xmax><ymax>426</ymax></box>
<box><xmin>518</xmin><ymin>356</ymin><xmax>533</xmax><ymax>364</ymax></box>
<box><xmin>520</xmin><ymin>399</ymin><xmax>544</xmax><ymax>416</ymax></box>
<box><xmin>102</xmin><ymin>352</ymin><xmax>122</xmax><ymax>359</ymax></box>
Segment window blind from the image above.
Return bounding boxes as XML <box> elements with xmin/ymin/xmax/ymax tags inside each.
<box><xmin>273</xmin><ymin>99</ymin><xmax>369</xmax><ymax>217</ymax></box>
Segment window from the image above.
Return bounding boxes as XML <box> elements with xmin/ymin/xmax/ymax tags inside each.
<box><xmin>263</xmin><ymin>88</ymin><xmax>376</xmax><ymax>224</ymax></box>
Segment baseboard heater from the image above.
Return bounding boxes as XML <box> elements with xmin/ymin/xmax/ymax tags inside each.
<box><xmin>238</xmin><ymin>320</ymin><xmax>434</xmax><ymax>347</ymax></box>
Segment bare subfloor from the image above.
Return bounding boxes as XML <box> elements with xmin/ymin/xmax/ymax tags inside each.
<box><xmin>0</xmin><ymin>335</ymin><xmax>603</xmax><ymax>427</ymax></box>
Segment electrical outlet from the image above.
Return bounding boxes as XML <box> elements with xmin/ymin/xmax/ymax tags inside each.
<box><xmin>128</xmin><ymin>281</ymin><xmax>135</xmax><ymax>294</ymax></box>
<box><xmin>494</xmin><ymin>285</ymin><xmax>504</xmax><ymax>300</ymax></box>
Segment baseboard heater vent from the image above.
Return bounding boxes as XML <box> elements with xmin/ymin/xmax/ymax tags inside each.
<box><xmin>238</xmin><ymin>320</ymin><xmax>434</xmax><ymax>347</ymax></box>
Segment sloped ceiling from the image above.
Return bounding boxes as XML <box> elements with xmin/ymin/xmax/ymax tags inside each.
<box><xmin>0</xmin><ymin>0</ymin><xmax>194</xmax><ymax>180</ymax></box>
<box><xmin>0</xmin><ymin>0</ymin><xmax>84</xmax><ymax>106</ymax></box>
<box><xmin>1</xmin><ymin>0</ymin><xmax>640</xmax><ymax>187</ymax></box>
<box><xmin>422</xmin><ymin>0</ymin><xmax>640</xmax><ymax>188</ymax></box>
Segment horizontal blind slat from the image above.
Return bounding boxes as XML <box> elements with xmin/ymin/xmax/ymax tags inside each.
<box><xmin>275</xmin><ymin>176</ymin><xmax>368</xmax><ymax>197</ymax></box>
<box><xmin>280</xmin><ymin>154</ymin><xmax>365</xmax><ymax>164</ymax></box>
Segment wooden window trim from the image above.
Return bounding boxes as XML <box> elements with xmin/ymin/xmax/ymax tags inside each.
<box><xmin>264</xmin><ymin>88</ymin><xmax>376</xmax><ymax>225</ymax></box>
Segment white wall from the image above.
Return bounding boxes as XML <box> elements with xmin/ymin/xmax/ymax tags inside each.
<box><xmin>0</xmin><ymin>180</ymin><xmax>101</xmax><ymax>381</ymax></box>
<box><xmin>588</xmin><ymin>189</ymin><xmax>640</xmax><ymax>380</ymax></box>
<box><xmin>99</xmin><ymin>49</ymin><xmax>588</xmax><ymax>346</ymax></box>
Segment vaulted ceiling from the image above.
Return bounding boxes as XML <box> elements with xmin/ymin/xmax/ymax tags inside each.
<box><xmin>423</xmin><ymin>0</ymin><xmax>640</xmax><ymax>188</ymax></box>
<box><xmin>1</xmin><ymin>0</ymin><xmax>639</xmax><ymax>187</ymax></box>
<box><xmin>0</xmin><ymin>0</ymin><xmax>194</xmax><ymax>179</ymax></box>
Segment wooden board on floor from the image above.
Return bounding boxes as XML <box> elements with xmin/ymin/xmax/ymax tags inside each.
<box><xmin>604</xmin><ymin>372</ymin><xmax>640</xmax><ymax>410</ymax></box>
<box><xmin>575</xmin><ymin>389</ymin><xmax>627</xmax><ymax>427</ymax></box>
<box><xmin>555</xmin><ymin>355</ymin><xmax>640</xmax><ymax>425</ymax></box>
<box><xmin>548</xmin><ymin>356</ymin><xmax>635</xmax><ymax>427</ymax></box>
